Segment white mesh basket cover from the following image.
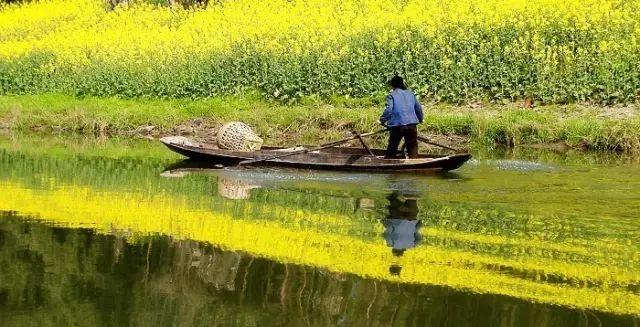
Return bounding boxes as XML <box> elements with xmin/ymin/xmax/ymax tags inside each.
<box><xmin>217</xmin><ymin>122</ymin><xmax>263</xmax><ymax>151</ymax></box>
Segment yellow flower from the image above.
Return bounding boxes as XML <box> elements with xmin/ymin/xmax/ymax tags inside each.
<box><xmin>0</xmin><ymin>0</ymin><xmax>638</xmax><ymax>101</ymax></box>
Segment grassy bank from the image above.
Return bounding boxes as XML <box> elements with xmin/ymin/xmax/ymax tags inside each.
<box><xmin>1</xmin><ymin>93</ymin><xmax>639</xmax><ymax>153</ymax></box>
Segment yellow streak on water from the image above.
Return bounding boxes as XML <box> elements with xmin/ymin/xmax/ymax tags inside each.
<box><xmin>0</xmin><ymin>181</ymin><xmax>639</xmax><ymax>317</ymax></box>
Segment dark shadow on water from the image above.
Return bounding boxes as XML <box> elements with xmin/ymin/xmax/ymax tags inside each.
<box><xmin>163</xmin><ymin>159</ymin><xmax>470</xmax><ymax>179</ymax></box>
<box><xmin>162</xmin><ymin>159</ymin><xmax>226</xmax><ymax>172</ymax></box>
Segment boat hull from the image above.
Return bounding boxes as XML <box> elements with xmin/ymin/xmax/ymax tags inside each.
<box><xmin>160</xmin><ymin>136</ymin><xmax>471</xmax><ymax>172</ymax></box>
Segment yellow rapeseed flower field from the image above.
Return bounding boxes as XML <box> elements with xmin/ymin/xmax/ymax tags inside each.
<box><xmin>0</xmin><ymin>0</ymin><xmax>639</xmax><ymax>102</ymax></box>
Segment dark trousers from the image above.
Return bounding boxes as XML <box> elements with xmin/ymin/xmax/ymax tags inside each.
<box><xmin>385</xmin><ymin>124</ymin><xmax>418</xmax><ymax>159</ymax></box>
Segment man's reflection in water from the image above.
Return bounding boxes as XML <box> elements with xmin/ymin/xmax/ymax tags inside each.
<box><xmin>382</xmin><ymin>183</ymin><xmax>423</xmax><ymax>276</ymax></box>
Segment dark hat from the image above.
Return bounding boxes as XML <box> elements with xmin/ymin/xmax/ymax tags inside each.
<box><xmin>387</xmin><ymin>75</ymin><xmax>406</xmax><ymax>90</ymax></box>
<box><xmin>389</xmin><ymin>264</ymin><xmax>402</xmax><ymax>276</ymax></box>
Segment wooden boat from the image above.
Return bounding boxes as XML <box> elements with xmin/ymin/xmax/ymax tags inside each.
<box><xmin>160</xmin><ymin>136</ymin><xmax>472</xmax><ymax>172</ymax></box>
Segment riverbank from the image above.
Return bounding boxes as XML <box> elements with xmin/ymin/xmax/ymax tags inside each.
<box><xmin>1</xmin><ymin>93</ymin><xmax>639</xmax><ymax>153</ymax></box>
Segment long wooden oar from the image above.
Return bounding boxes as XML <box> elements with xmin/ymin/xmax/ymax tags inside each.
<box><xmin>416</xmin><ymin>135</ymin><xmax>460</xmax><ymax>152</ymax></box>
<box><xmin>238</xmin><ymin>129</ymin><xmax>387</xmax><ymax>166</ymax></box>
<box><xmin>352</xmin><ymin>130</ymin><xmax>375</xmax><ymax>156</ymax></box>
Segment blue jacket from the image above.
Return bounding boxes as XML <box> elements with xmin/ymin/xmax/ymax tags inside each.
<box><xmin>380</xmin><ymin>89</ymin><xmax>424</xmax><ymax>127</ymax></box>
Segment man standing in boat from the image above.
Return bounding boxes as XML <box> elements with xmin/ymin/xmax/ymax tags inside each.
<box><xmin>379</xmin><ymin>76</ymin><xmax>424</xmax><ymax>159</ymax></box>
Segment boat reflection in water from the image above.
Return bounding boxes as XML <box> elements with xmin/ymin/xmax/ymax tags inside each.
<box><xmin>163</xmin><ymin>160</ymin><xmax>431</xmax><ymax>277</ymax></box>
<box><xmin>161</xmin><ymin>159</ymin><xmax>403</xmax><ymax>200</ymax></box>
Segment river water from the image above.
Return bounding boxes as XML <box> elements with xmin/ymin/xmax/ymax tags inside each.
<box><xmin>0</xmin><ymin>134</ymin><xmax>639</xmax><ymax>326</ymax></box>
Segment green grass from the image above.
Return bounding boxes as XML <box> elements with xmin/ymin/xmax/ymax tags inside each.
<box><xmin>1</xmin><ymin>93</ymin><xmax>639</xmax><ymax>152</ymax></box>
